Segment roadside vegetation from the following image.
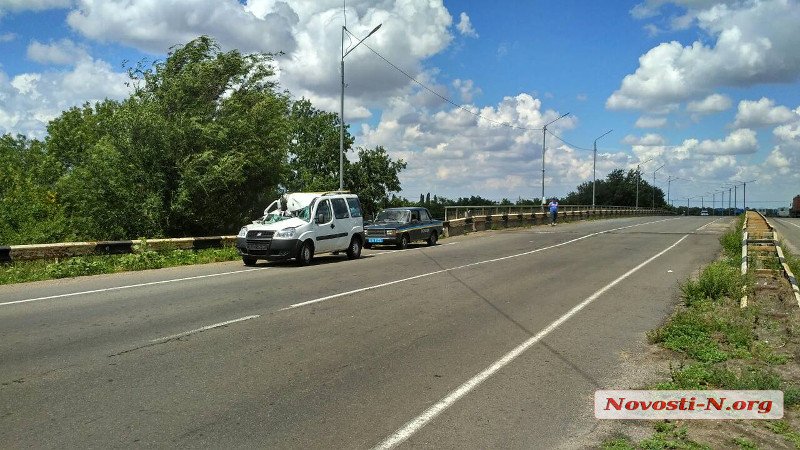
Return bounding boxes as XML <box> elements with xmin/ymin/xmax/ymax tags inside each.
<box><xmin>0</xmin><ymin>242</ymin><xmax>240</xmax><ymax>285</ymax></box>
<box><xmin>604</xmin><ymin>215</ymin><xmax>800</xmax><ymax>449</ymax></box>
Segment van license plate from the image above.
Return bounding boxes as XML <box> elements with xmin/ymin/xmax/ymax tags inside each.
<box><xmin>249</xmin><ymin>243</ymin><xmax>270</xmax><ymax>250</ymax></box>
<box><xmin>368</xmin><ymin>238</ymin><xmax>383</xmax><ymax>243</ymax></box>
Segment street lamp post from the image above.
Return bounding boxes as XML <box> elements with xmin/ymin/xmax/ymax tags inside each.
<box><xmin>339</xmin><ymin>23</ymin><xmax>382</xmax><ymax>191</ymax></box>
<box><xmin>733</xmin><ymin>179</ymin><xmax>756</xmax><ymax>211</ymax></box>
<box><xmin>652</xmin><ymin>164</ymin><xmax>664</xmax><ymax>208</ymax></box>
<box><xmin>592</xmin><ymin>129</ymin><xmax>612</xmax><ymax>210</ymax></box>
<box><xmin>540</xmin><ymin>112</ymin><xmax>570</xmax><ymax>208</ymax></box>
<box><xmin>666</xmin><ymin>176</ymin><xmax>682</xmax><ymax>207</ymax></box>
<box><xmin>635</xmin><ymin>157</ymin><xmax>654</xmax><ymax>209</ymax></box>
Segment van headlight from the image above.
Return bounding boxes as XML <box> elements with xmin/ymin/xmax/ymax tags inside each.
<box><xmin>275</xmin><ymin>227</ymin><xmax>297</xmax><ymax>238</ymax></box>
<box><xmin>386</xmin><ymin>229</ymin><xmax>396</xmax><ymax>235</ymax></box>
<box><xmin>237</xmin><ymin>227</ymin><xmax>247</xmax><ymax>238</ymax></box>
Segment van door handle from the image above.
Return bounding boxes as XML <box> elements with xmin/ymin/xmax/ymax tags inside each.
<box><xmin>330</xmin><ymin>223</ymin><xmax>335</xmax><ymax>229</ymax></box>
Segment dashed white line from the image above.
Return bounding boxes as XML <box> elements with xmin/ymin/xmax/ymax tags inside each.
<box><xmin>372</xmin><ymin>234</ymin><xmax>689</xmax><ymax>449</ymax></box>
<box><xmin>695</xmin><ymin>217</ymin><xmax>723</xmax><ymax>231</ymax></box>
<box><xmin>369</xmin><ymin>241</ymin><xmax>459</xmax><ymax>256</ymax></box>
<box><xmin>281</xmin><ymin>217</ymin><xmax>678</xmax><ymax>311</ymax></box>
<box><xmin>150</xmin><ymin>315</ymin><xmax>261</xmax><ymax>343</ymax></box>
<box><xmin>0</xmin><ymin>268</ymin><xmax>270</xmax><ymax>307</ymax></box>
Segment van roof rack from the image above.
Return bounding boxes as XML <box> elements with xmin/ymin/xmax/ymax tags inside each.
<box><xmin>319</xmin><ymin>190</ymin><xmax>351</xmax><ymax>196</ymax></box>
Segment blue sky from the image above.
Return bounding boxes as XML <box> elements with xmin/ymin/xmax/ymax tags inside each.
<box><xmin>0</xmin><ymin>0</ymin><xmax>798</xmax><ymax>208</ymax></box>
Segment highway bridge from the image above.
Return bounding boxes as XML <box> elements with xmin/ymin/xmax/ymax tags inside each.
<box><xmin>0</xmin><ymin>216</ymin><xmax>741</xmax><ymax>447</ymax></box>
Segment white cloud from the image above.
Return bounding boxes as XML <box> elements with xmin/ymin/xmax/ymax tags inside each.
<box><xmin>635</xmin><ymin>116</ymin><xmax>667</xmax><ymax>128</ymax></box>
<box><xmin>357</xmin><ymin>92</ymin><xmax>583</xmax><ymax>199</ymax></box>
<box><xmin>686</xmin><ymin>93</ymin><xmax>731</xmax><ymax>114</ymax></box>
<box><xmin>0</xmin><ymin>0</ymin><xmax>71</xmax><ymax>13</ymax></box>
<box><xmin>456</xmin><ymin>12</ymin><xmax>477</xmax><ymax>38</ymax></box>
<box><xmin>609</xmin><ymin>0</ymin><xmax>800</xmax><ymax>112</ymax></box>
<box><xmin>27</xmin><ymin>39</ymin><xmax>90</xmax><ymax>65</ymax></box>
<box><xmin>686</xmin><ymin>128</ymin><xmax>758</xmax><ymax>155</ymax></box>
<box><xmin>0</xmin><ymin>32</ymin><xmax>16</xmax><ymax>42</ymax></box>
<box><xmin>732</xmin><ymin>97</ymin><xmax>797</xmax><ymax>128</ymax></box>
<box><xmin>452</xmin><ymin>78</ymin><xmax>481</xmax><ymax>103</ymax></box>
<box><xmin>0</xmin><ymin>58</ymin><xmax>130</xmax><ymax>138</ymax></box>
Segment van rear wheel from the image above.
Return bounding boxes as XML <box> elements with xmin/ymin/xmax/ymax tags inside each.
<box><xmin>347</xmin><ymin>236</ymin><xmax>362</xmax><ymax>259</ymax></box>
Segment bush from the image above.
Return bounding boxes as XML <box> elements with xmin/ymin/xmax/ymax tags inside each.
<box><xmin>681</xmin><ymin>261</ymin><xmax>743</xmax><ymax>306</ymax></box>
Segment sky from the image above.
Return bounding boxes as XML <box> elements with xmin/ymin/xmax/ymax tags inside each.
<box><xmin>0</xmin><ymin>0</ymin><xmax>798</xmax><ymax>209</ymax></box>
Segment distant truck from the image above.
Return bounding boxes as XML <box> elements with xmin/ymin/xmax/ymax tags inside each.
<box><xmin>792</xmin><ymin>195</ymin><xmax>800</xmax><ymax>218</ymax></box>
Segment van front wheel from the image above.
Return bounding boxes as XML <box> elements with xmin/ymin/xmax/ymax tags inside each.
<box><xmin>297</xmin><ymin>241</ymin><xmax>314</xmax><ymax>266</ymax></box>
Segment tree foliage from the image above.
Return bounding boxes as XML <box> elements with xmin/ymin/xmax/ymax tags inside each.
<box><xmin>561</xmin><ymin>169</ymin><xmax>666</xmax><ymax>207</ymax></box>
<box><xmin>0</xmin><ymin>36</ymin><xmax>409</xmax><ymax>245</ymax></box>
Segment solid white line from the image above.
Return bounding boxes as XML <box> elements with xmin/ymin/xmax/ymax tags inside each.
<box><xmin>0</xmin><ymin>268</ymin><xmax>269</xmax><ymax>307</ymax></box>
<box><xmin>372</xmin><ymin>234</ymin><xmax>689</xmax><ymax>450</ymax></box>
<box><xmin>695</xmin><ymin>217</ymin><xmax>723</xmax><ymax>231</ymax></box>
<box><xmin>777</xmin><ymin>219</ymin><xmax>800</xmax><ymax>229</ymax></box>
<box><xmin>150</xmin><ymin>315</ymin><xmax>260</xmax><ymax>343</ymax></box>
<box><xmin>369</xmin><ymin>241</ymin><xmax>459</xmax><ymax>256</ymax></box>
<box><xmin>281</xmin><ymin>217</ymin><xmax>678</xmax><ymax>311</ymax></box>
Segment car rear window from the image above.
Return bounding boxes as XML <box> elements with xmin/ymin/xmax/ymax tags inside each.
<box><xmin>346</xmin><ymin>198</ymin><xmax>362</xmax><ymax>218</ymax></box>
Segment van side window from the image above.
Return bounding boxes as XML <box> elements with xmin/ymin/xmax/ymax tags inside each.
<box><xmin>331</xmin><ymin>198</ymin><xmax>350</xmax><ymax>219</ymax></box>
<box><xmin>420</xmin><ymin>210</ymin><xmax>431</xmax><ymax>221</ymax></box>
<box><xmin>316</xmin><ymin>200</ymin><xmax>332</xmax><ymax>223</ymax></box>
<box><xmin>346</xmin><ymin>198</ymin><xmax>362</xmax><ymax>218</ymax></box>
<box><xmin>411</xmin><ymin>210</ymin><xmax>420</xmax><ymax>222</ymax></box>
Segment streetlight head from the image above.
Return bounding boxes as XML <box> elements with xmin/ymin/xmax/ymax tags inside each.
<box><xmin>368</xmin><ymin>23</ymin><xmax>382</xmax><ymax>37</ymax></box>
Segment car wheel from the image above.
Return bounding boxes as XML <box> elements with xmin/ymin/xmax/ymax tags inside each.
<box><xmin>242</xmin><ymin>256</ymin><xmax>258</xmax><ymax>266</ymax></box>
<box><xmin>427</xmin><ymin>231</ymin><xmax>438</xmax><ymax>246</ymax></box>
<box><xmin>397</xmin><ymin>234</ymin><xmax>409</xmax><ymax>250</ymax></box>
<box><xmin>346</xmin><ymin>236</ymin><xmax>362</xmax><ymax>260</ymax></box>
<box><xmin>297</xmin><ymin>241</ymin><xmax>313</xmax><ymax>266</ymax></box>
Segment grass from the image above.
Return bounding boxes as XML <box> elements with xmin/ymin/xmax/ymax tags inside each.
<box><xmin>601</xmin><ymin>422</ymin><xmax>709</xmax><ymax>450</ymax></box>
<box><xmin>0</xmin><ymin>245</ymin><xmax>241</xmax><ymax>285</ymax></box>
<box><xmin>617</xmin><ymin>217</ymin><xmax>800</xmax><ymax>449</ymax></box>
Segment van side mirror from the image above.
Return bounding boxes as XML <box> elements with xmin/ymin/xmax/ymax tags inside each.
<box><xmin>316</xmin><ymin>214</ymin><xmax>325</xmax><ymax>224</ymax></box>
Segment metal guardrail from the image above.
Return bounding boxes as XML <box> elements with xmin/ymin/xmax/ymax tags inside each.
<box><xmin>443</xmin><ymin>205</ymin><xmax>660</xmax><ymax>221</ymax></box>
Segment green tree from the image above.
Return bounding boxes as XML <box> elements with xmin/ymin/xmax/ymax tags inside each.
<box><xmin>284</xmin><ymin>98</ymin><xmax>353</xmax><ymax>192</ymax></box>
<box><xmin>561</xmin><ymin>169</ymin><xmax>666</xmax><ymax>207</ymax></box>
<box><xmin>0</xmin><ymin>135</ymin><xmax>66</xmax><ymax>244</ymax></box>
<box><xmin>346</xmin><ymin>146</ymin><xmax>406</xmax><ymax>218</ymax></box>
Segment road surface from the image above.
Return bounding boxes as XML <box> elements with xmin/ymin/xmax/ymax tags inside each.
<box><xmin>773</xmin><ymin>217</ymin><xmax>800</xmax><ymax>255</ymax></box>
<box><xmin>0</xmin><ymin>216</ymin><xmax>730</xmax><ymax>448</ymax></box>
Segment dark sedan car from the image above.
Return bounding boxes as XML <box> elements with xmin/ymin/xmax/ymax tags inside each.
<box><xmin>364</xmin><ymin>207</ymin><xmax>444</xmax><ymax>249</ymax></box>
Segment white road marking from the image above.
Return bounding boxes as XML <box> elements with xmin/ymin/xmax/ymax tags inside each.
<box><xmin>777</xmin><ymin>219</ymin><xmax>800</xmax><ymax>229</ymax></box>
<box><xmin>695</xmin><ymin>217</ymin><xmax>723</xmax><ymax>231</ymax></box>
<box><xmin>0</xmin><ymin>268</ymin><xmax>270</xmax><ymax>307</ymax></box>
<box><xmin>150</xmin><ymin>315</ymin><xmax>260</xmax><ymax>343</ymax></box>
<box><xmin>372</xmin><ymin>234</ymin><xmax>689</xmax><ymax>449</ymax></box>
<box><xmin>368</xmin><ymin>241</ymin><xmax>459</xmax><ymax>256</ymax></box>
<box><xmin>281</xmin><ymin>217</ymin><xmax>678</xmax><ymax>311</ymax></box>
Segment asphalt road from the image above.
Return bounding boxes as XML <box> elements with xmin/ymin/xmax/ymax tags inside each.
<box><xmin>0</xmin><ymin>216</ymin><xmax>731</xmax><ymax>448</ymax></box>
<box><xmin>772</xmin><ymin>217</ymin><xmax>800</xmax><ymax>255</ymax></box>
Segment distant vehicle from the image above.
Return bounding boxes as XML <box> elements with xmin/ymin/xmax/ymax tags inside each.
<box><xmin>700</xmin><ymin>209</ymin><xmax>709</xmax><ymax>216</ymax></box>
<box><xmin>236</xmin><ymin>192</ymin><xmax>364</xmax><ymax>266</ymax></box>
<box><xmin>792</xmin><ymin>195</ymin><xmax>800</xmax><ymax>218</ymax></box>
<box><xmin>364</xmin><ymin>207</ymin><xmax>444</xmax><ymax>249</ymax></box>
<box><xmin>777</xmin><ymin>207</ymin><xmax>790</xmax><ymax>218</ymax></box>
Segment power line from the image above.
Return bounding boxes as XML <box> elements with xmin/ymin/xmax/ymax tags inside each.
<box><xmin>351</xmin><ymin>32</ymin><xmax>544</xmax><ymax>133</ymax></box>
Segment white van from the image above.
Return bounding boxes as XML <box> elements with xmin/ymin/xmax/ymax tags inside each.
<box><xmin>236</xmin><ymin>192</ymin><xmax>365</xmax><ymax>266</ymax></box>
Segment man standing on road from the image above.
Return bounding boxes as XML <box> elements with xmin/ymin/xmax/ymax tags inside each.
<box><xmin>549</xmin><ymin>198</ymin><xmax>559</xmax><ymax>226</ymax></box>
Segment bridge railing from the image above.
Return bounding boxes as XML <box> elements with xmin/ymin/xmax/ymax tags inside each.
<box><xmin>443</xmin><ymin>205</ymin><xmax>659</xmax><ymax>221</ymax></box>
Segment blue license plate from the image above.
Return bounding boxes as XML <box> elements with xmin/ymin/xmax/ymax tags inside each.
<box><xmin>368</xmin><ymin>238</ymin><xmax>384</xmax><ymax>243</ymax></box>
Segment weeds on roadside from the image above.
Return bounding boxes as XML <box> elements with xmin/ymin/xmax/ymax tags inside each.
<box><xmin>0</xmin><ymin>246</ymin><xmax>240</xmax><ymax>285</ymax></box>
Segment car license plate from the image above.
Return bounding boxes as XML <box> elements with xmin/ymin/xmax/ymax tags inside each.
<box><xmin>368</xmin><ymin>238</ymin><xmax>383</xmax><ymax>243</ymax></box>
<box><xmin>249</xmin><ymin>242</ymin><xmax>270</xmax><ymax>251</ymax></box>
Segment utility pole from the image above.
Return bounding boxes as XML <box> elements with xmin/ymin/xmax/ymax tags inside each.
<box><xmin>652</xmin><ymin>164</ymin><xmax>664</xmax><ymax>208</ymax></box>
<box><xmin>635</xmin><ymin>157</ymin><xmax>654</xmax><ymax>210</ymax></box>
<box><xmin>592</xmin><ymin>129</ymin><xmax>612</xmax><ymax>210</ymax></box>
<box><xmin>540</xmin><ymin>112</ymin><xmax>570</xmax><ymax>209</ymax></box>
